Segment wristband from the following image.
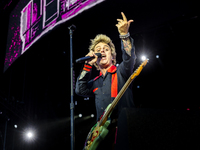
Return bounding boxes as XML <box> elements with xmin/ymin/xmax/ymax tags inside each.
<box><xmin>119</xmin><ymin>32</ymin><xmax>130</xmax><ymax>39</ymax></box>
<box><xmin>83</xmin><ymin>64</ymin><xmax>92</xmax><ymax>72</ymax></box>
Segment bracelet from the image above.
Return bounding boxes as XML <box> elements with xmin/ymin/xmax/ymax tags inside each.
<box><xmin>119</xmin><ymin>32</ymin><xmax>130</xmax><ymax>39</ymax></box>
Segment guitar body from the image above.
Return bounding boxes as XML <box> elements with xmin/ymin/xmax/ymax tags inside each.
<box><xmin>83</xmin><ymin>59</ymin><xmax>148</xmax><ymax>150</ymax></box>
<box><xmin>84</xmin><ymin>104</ymin><xmax>112</xmax><ymax>150</ymax></box>
<box><xmin>86</xmin><ymin>123</ymin><xmax>109</xmax><ymax>150</ymax></box>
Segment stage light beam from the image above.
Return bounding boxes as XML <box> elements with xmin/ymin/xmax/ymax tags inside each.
<box><xmin>23</xmin><ymin>128</ymin><xmax>37</xmax><ymax>142</ymax></box>
<box><xmin>27</xmin><ymin>132</ymin><xmax>33</xmax><ymax>138</ymax></box>
<box><xmin>141</xmin><ymin>55</ymin><xmax>147</xmax><ymax>61</ymax></box>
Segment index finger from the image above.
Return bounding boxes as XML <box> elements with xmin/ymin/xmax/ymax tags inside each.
<box><xmin>121</xmin><ymin>12</ymin><xmax>127</xmax><ymax>22</ymax></box>
<box><xmin>86</xmin><ymin>51</ymin><xmax>95</xmax><ymax>57</ymax></box>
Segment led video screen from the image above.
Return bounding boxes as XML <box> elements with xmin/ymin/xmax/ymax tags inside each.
<box><xmin>4</xmin><ymin>0</ymin><xmax>104</xmax><ymax>72</ymax></box>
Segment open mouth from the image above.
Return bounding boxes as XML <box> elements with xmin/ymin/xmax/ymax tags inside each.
<box><xmin>101</xmin><ymin>54</ymin><xmax>106</xmax><ymax>60</ymax></box>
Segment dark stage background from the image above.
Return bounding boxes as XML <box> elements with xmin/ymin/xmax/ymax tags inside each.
<box><xmin>0</xmin><ymin>0</ymin><xmax>199</xmax><ymax>149</ymax></box>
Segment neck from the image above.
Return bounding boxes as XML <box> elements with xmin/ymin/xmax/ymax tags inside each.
<box><xmin>99</xmin><ymin>64</ymin><xmax>113</xmax><ymax>76</ymax></box>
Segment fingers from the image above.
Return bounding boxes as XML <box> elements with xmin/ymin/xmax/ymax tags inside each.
<box><xmin>116</xmin><ymin>19</ymin><xmax>123</xmax><ymax>28</ymax></box>
<box><xmin>121</xmin><ymin>12</ymin><xmax>127</xmax><ymax>22</ymax></box>
<box><xmin>116</xmin><ymin>19</ymin><xmax>133</xmax><ymax>28</ymax></box>
<box><xmin>94</xmin><ymin>53</ymin><xmax>98</xmax><ymax>59</ymax></box>
<box><xmin>127</xmin><ymin>20</ymin><xmax>134</xmax><ymax>27</ymax></box>
<box><xmin>128</xmin><ymin>20</ymin><xmax>134</xmax><ymax>23</ymax></box>
<box><xmin>117</xmin><ymin>19</ymin><xmax>123</xmax><ymax>22</ymax></box>
<box><xmin>85</xmin><ymin>51</ymin><xmax>98</xmax><ymax>65</ymax></box>
<box><xmin>116</xmin><ymin>12</ymin><xmax>134</xmax><ymax>35</ymax></box>
<box><xmin>117</xmin><ymin>13</ymin><xmax>134</xmax><ymax>25</ymax></box>
<box><xmin>86</xmin><ymin>51</ymin><xmax>95</xmax><ymax>57</ymax></box>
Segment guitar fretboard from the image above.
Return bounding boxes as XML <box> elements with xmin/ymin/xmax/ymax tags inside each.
<box><xmin>99</xmin><ymin>59</ymin><xmax>148</xmax><ymax>126</ymax></box>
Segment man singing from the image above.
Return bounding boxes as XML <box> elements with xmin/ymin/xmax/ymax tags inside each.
<box><xmin>75</xmin><ymin>12</ymin><xmax>136</xmax><ymax>149</ymax></box>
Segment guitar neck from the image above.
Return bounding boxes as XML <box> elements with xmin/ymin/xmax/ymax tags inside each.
<box><xmin>99</xmin><ymin>59</ymin><xmax>148</xmax><ymax>127</ymax></box>
<box><xmin>99</xmin><ymin>75</ymin><xmax>135</xmax><ymax>126</ymax></box>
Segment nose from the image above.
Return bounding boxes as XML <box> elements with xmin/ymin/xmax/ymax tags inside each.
<box><xmin>100</xmin><ymin>48</ymin><xmax>105</xmax><ymax>53</ymax></box>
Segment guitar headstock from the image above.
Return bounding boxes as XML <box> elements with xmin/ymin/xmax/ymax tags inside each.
<box><xmin>131</xmin><ymin>59</ymin><xmax>148</xmax><ymax>79</ymax></box>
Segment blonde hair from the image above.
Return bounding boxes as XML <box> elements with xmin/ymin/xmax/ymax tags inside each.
<box><xmin>89</xmin><ymin>34</ymin><xmax>116</xmax><ymax>70</ymax></box>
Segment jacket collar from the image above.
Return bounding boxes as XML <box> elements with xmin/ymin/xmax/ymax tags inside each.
<box><xmin>99</xmin><ymin>65</ymin><xmax>117</xmax><ymax>76</ymax></box>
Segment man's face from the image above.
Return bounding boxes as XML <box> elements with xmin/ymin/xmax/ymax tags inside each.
<box><xmin>94</xmin><ymin>42</ymin><xmax>113</xmax><ymax>69</ymax></box>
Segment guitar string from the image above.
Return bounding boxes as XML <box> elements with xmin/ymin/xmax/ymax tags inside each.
<box><xmin>99</xmin><ymin>62</ymin><xmax>146</xmax><ymax>126</ymax></box>
<box><xmin>99</xmin><ymin>76</ymin><xmax>133</xmax><ymax>126</ymax></box>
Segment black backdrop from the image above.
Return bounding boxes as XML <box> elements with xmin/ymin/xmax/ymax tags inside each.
<box><xmin>0</xmin><ymin>0</ymin><xmax>199</xmax><ymax>149</ymax></box>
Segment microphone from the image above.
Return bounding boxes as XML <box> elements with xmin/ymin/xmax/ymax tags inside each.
<box><xmin>76</xmin><ymin>53</ymin><xmax>102</xmax><ymax>63</ymax></box>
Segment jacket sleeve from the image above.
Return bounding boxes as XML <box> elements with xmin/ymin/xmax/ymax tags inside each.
<box><xmin>118</xmin><ymin>37</ymin><xmax>137</xmax><ymax>80</ymax></box>
<box><xmin>75</xmin><ymin>64</ymin><xmax>94</xmax><ymax>97</ymax></box>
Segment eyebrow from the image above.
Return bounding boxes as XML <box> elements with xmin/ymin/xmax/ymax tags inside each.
<box><xmin>95</xmin><ymin>45</ymin><xmax>110</xmax><ymax>49</ymax></box>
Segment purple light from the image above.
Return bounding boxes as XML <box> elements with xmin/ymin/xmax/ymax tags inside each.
<box><xmin>4</xmin><ymin>25</ymin><xmax>21</xmax><ymax>69</ymax></box>
<box><xmin>4</xmin><ymin>0</ymin><xmax>104</xmax><ymax>72</ymax></box>
<box><xmin>20</xmin><ymin>0</ymin><xmax>105</xmax><ymax>54</ymax></box>
<box><xmin>8</xmin><ymin>0</ymin><xmax>13</xmax><ymax>6</ymax></box>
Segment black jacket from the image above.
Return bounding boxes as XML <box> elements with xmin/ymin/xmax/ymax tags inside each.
<box><xmin>75</xmin><ymin>37</ymin><xmax>136</xmax><ymax>120</ymax></box>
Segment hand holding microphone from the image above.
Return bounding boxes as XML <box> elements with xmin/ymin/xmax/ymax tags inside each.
<box><xmin>85</xmin><ymin>52</ymin><xmax>98</xmax><ymax>65</ymax></box>
<box><xmin>75</xmin><ymin>52</ymin><xmax>102</xmax><ymax>65</ymax></box>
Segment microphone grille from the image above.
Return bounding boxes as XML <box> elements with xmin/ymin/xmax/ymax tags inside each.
<box><xmin>95</xmin><ymin>53</ymin><xmax>102</xmax><ymax>58</ymax></box>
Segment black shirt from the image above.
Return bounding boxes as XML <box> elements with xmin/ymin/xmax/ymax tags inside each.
<box><xmin>75</xmin><ymin>37</ymin><xmax>136</xmax><ymax>120</ymax></box>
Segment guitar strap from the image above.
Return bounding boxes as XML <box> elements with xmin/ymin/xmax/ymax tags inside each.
<box><xmin>111</xmin><ymin>72</ymin><xmax>118</xmax><ymax>98</ymax></box>
<box><xmin>93</xmin><ymin>65</ymin><xmax>118</xmax><ymax>99</ymax></box>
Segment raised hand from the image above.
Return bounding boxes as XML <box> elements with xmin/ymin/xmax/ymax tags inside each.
<box><xmin>116</xmin><ymin>12</ymin><xmax>134</xmax><ymax>35</ymax></box>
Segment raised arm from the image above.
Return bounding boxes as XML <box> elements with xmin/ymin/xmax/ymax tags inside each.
<box><xmin>116</xmin><ymin>12</ymin><xmax>134</xmax><ymax>56</ymax></box>
<box><xmin>116</xmin><ymin>12</ymin><xmax>136</xmax><ymax>79</ymax></box>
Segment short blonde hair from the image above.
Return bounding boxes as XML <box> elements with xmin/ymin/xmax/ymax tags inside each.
<box><xmin>89</xmin><ymin>34</ymin><xmax>116</xmax><ymax>70</ymax></box>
